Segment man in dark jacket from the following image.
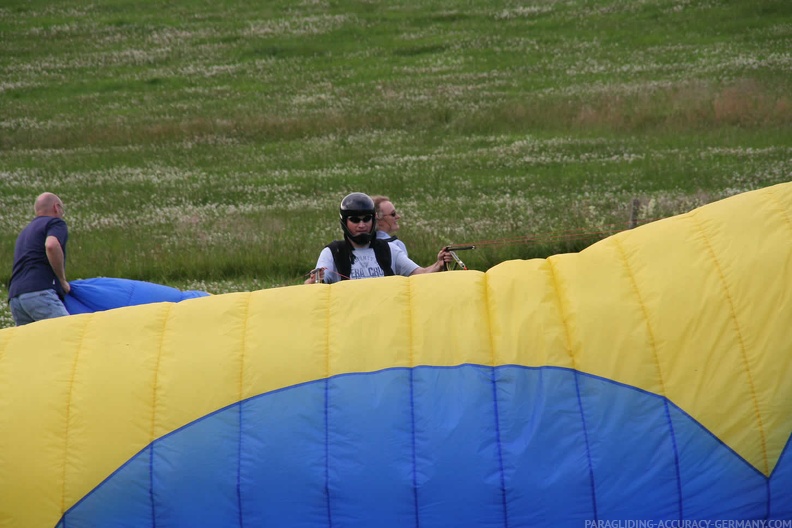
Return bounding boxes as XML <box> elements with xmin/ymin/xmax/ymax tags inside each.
<box><xmin>8</xmin><ymin>192</ymin><xmax>71</xmax><ymax>326</ymax></box>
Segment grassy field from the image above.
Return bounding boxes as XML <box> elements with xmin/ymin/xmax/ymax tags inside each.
<box><xmin>1</xmin><ymin>0</ymin><xmax>791</xmax><ymax>328</ymax></box>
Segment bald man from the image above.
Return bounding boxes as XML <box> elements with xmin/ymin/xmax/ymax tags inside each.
<box><xmin>8</xmin><ymin>192</ymin><xmax>71</xmax><ymax>325</ymax></box>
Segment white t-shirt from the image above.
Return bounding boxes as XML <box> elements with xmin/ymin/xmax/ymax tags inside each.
<box><xmin>315</xmin><ymin>243</ymin><xmax>420</xmax><ymax>283</ymax></box>
<box><xmin>376</xmin><ymin>230</ymin><xmax>408</xmax><ymax>256</ymax></box>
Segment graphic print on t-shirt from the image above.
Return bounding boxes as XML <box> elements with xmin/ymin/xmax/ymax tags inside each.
<box><xmin>350</xmin><ymin>250</ymin><xmax>384</xmax><ymax>279</ymax></box>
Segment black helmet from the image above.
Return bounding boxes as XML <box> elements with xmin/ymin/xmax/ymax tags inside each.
<box><xmin>339</xmin><ymin>192</ymin><xmax>377</xmax><ymax>245</ymax></box>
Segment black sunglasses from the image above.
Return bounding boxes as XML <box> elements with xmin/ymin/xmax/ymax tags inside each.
<box><xmin>347</xmin><ymin>215</ymin><xmax>373</xmax><ymax>224</ymax></box>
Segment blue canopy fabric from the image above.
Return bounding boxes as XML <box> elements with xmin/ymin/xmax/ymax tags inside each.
<box><xmin>64</xmin><ymin>278</ymin><xmax>209</xmax><ymax>315</ymax></box>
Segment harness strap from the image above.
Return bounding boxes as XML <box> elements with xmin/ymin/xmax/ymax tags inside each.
<box><xmin>326</xmin><ymin>239</ymin><xmax>393</xmax><ymax>280</ymax></box>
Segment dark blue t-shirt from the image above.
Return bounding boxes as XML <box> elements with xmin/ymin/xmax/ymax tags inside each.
<box><xmin>8</xmin><ymin>216</ymin><xmax>68</xmax><ymax>300</ymax></box>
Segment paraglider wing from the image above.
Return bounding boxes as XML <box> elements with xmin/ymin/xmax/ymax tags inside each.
<box><xmin>0</xmin><ymin>183</ymin><xmax>790</xmax><ymax>527</ymax></box>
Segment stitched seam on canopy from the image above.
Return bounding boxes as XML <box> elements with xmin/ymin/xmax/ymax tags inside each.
<box><xmin>125</xmin><ymin>281</ymin><xmax>136</xmax><ymax>307</ymax></box>
<box><xmin>764</xmin><ymin>185</ymin><xmax>792</xmax><ymax>513</ymax></box>
<box><xmin>614</xmin><ymin>237</ymin><xmax>684</xmax><ymax>518</ymax></box>
<box><xmin>406</xmin><ymin>280</ymin><xmax>420</xmax><ymax>528</ymax></box>
<box><xmin>0</xmin><ymin>323</ymin><xmax>14</xmax><ymax>510</ymax></box>
<box><xmin>484</xmin><ymin>274</ymin><xmax>509</xmax><ymax>528</ymax></box>
<box><xmin>547</xmin><ymin>258</ymin><xmax>598</xmax><ymax>520</ymax></box>
<box><xmin>549</xmin><ymin>260</ymin><xmax>577</xmax><ymax>371</ymax></box>
<box><xmin>60</xmin><ymin>315</ymin><xmax>92</xmax><ymax>517</ymax></box>
<box><xmin>149</xmin><ymin>304</ymin><xmax>172</xmax><ymax>528</ymax></box>
<box><xmin>766</xmin><ymin>185</ymin><xmax>792</xmax><ymax>233</ymax></box>
<box><xmin>0</xmin><ymin>325</ymin><xmax>13</xmax><ymax>367</ymax></box>
<box><xmin>323</xmin><ymin>287</ymin><xmax>333</xmax><ymax>528</ymax></box>
<box><xmin>237</xmin><ymin>293</ymin><xmax>251</xmax><ymax>528</ymax></box>
<box><xmin>692</xmin><ymin>213</ymin><xmax>769</xmax><ymax>475</ymax></box>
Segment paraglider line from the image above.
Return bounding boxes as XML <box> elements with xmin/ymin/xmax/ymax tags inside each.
<box><xmin>301</xmin><ymin>221</ymin><xmax>666</xmax><ymax>280</ymax></box>
<box><xmin>440</xmin><ymin>218</ymin><xmax>663</xmax><ymax>253</ymax></box>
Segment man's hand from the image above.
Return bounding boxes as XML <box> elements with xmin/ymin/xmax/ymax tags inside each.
<box><xmin>305</xmin><ymin>268</ymin><xmax>325</xmax><ymax>284</ymax></box>
<box><xmin>45</xmin><ymin>235</ymin><xmax>69</xmax><ymax>293</ymax></box>
<box><xmin>432</xmin><ymin>248</ymin><xmax>454</xmax><ymax>272</ymax></box>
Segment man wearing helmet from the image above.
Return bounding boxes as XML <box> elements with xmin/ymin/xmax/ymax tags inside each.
<box><xmin>305</xmin><ymin>192</ymin><xmax>452</xmax><ymax>284</ymax></box>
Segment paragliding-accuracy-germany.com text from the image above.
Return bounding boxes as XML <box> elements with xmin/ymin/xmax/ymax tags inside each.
<box><xmin>585</xmin><ymin>520</ymin><xmax>792</xmax><ymax>528</ymax></box>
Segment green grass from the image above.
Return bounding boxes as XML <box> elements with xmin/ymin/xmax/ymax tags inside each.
<box><xmin>1</xmin><ymin>0</ymin><xmax>791</xmax><ymax>328</ymax></box>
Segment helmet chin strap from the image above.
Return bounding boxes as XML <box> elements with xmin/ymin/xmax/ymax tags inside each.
<box><xmin>348</xmin><ymin>232</ymin><xmax>372</xmax><ymax>245</ymax></box>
